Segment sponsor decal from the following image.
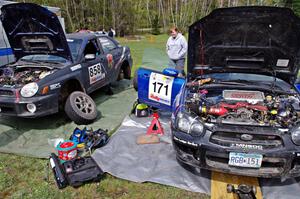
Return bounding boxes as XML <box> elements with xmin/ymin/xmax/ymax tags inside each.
<box><xmin>148</xmin><ymin>72</ymin><xmax>174</xmax><ymax>106</ymax></box>
<box><xmin>276</xmin><ymin>59</ymin><xmax>289</xmax><ymax>67</ymax></box>
<box><xmin>70</xmin><ymin>64</ymin><xmax>82</xmax><ymax>71</ymax></box>
<box><xmin>3</xmin><ymin>84</ymin><xmax>15</xmax><ymax>88</ymax></box>
<box><xmin>50</xmin><ymin>83</ymin><xmax>61</xmax><ymax>90</ymax></box>
<box><xmin>231</xmin><ymin>143</ymin><xmax>263</xmax><ymax>150</ymax></box>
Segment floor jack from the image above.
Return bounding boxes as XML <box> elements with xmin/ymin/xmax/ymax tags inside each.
<box><xmin>227</xmin><ymin>184</ymin><xmax>257</xmax><ymax>199</ymax></box>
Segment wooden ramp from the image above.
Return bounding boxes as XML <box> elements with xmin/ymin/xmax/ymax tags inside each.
<box><xmin>211</xmin><ymin>171</ymin><xmax>263</xmax><ymax>199</ymax></box>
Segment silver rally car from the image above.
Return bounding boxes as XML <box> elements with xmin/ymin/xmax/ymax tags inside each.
<box><xmin>171</xmin><ymin>6</ymin><xmax>300</xmax><ymax>178</ymax></box>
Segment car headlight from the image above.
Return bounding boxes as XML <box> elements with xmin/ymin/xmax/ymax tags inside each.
<box><xmin>20</xmin><ymin>82</ymin><xmax>39</xmax><ymax>98</ymax></box>
<box><xmin>176</xmin><ymin>111</ymin><xmax>204</xmax><ymax>136</ymax></box>
<box><xmin>291</xmin><ymin>126</ymin><xmax>300</xmax><ymax>146</ymax></box>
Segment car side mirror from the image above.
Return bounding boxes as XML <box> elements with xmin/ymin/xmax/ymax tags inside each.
<box><xmin>84</xmin><ymin>54</ymin><xmax>96</xmax><ymax>61</ymax></box>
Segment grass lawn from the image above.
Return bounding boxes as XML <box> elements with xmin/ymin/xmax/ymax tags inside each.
<box><xmin>0</xmin><ymin>34</ymin><xmax>209</xmax><ymax>199</ymax></box>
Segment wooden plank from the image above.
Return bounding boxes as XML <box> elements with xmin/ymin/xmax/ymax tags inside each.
<box><xmin>211</xmin><ymin>171</ymin><xmax>263</xmax><ymax>199</ymax></box>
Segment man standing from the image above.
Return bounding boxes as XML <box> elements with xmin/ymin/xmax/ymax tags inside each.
<box><xmin>166</xmin><ymin>27</ymin><xmax>187</xmax><ymax>76</ymax></box>
<box><xmin>108</xmin><ymin>27</ymin><xmax>115</xmax><ymax>37</ymax></box>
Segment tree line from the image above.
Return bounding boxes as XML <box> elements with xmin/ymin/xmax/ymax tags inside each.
<box><xmin>18</xmin><ymin>0</ymin><xmax>296</xmax><ymax>35</ymax></box>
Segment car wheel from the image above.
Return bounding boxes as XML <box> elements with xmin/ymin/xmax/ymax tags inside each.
<box><xmin>64</xmin><ymin>91</ymin><xmax>97</xmax><ymax>124</ymax></box>
<box><xmin>133</xmin><ymin>70</ymin><xmax>138</xmax><ymax>91</ymax></box>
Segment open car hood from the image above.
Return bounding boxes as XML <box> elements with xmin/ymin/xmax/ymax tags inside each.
<box><xmin>188</xmin><ymin>6</ymin><xmax>300</xmax><ymax>84</ymax></box>
<box><xmin>0</xmin><ymin>3</ymin><xmax>72</xmax><ymax>62</ymax></box>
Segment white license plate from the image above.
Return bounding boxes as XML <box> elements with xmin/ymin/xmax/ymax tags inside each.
<box><xmin>228</xmin><ymin>152</ymin><xmax>262</xmax><ymax>168</ymax></box>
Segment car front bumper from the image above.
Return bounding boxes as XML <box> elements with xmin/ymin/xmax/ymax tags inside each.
<box><xmin>0</xmin><ymin>93</ymin><xmax>59</xmax><ymax>118</ymax></box>
<box><xmin>172</xmin><ymin>125</ymin><xmax>300</xmax><ymax>178</ymax></box>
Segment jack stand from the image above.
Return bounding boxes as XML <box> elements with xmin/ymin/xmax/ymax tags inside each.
<box><xmin>146</xmin><ymin>112</ymin><xmax>164</xmax><ymax>135</ymax></box>
<box><xmin>227</xmin><ymin>184</ymin><xmax>257</xmax><ymax>199</ymax></box>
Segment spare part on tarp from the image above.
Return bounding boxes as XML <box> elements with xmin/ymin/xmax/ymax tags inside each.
<box><xmin>70</xmin><ymin>127</ymin><xmax>88</xmax><ymax>144</ymax></box>
<box><xmin>63</xmin><ymin>156</ymin><xmax>104</xmax><ymax>188</ymax></box>
<box><xmin>85</xmin><ymin>128</ymin><xmax>109</xmax><ymax>152</ymax></box>
<box><xmin>49</xmin><ymin>153</ymin><xmax>104</xmax><ymax>189</ymax></box>
<box><xmin>69</xmin><ymin>126</ymin><xmax>109</xmax><ymax>153</ymax></box>
<box><xmin>135</xmin><ymin>103</ymin><xmax>149</xmax><ymax>117</ymax></box>
<box><xmin>56</xmin><ymin>140</ymin><xmax>78</xmax><ymax>162</ymax></box>
<box><xmin>227</xmin><ymin>184</ymin><xmax>257</xmax><ymax>199</ymax></box>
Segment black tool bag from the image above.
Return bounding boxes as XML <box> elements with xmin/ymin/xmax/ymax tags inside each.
<box><xmin>49</xmin><ymin>153</ymin><xmax>68</xmax><ymax>189</ymax></box>
<box><xmin>63</xmin><ymin>156</ymin><xmax>104</xmax><ymax>188</ymax></box>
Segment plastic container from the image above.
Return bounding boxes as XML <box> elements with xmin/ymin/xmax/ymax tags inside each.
<box><xmin>137</xmin><ymin>67</ymin><xmax>186</xmax><ymax>111</ymax></box>
<box><xmin>56</xmin><ymin>140</ymin><xmax>78</xmax><ymax>162</ymax></box>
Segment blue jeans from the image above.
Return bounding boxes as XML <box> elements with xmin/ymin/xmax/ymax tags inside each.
<box><xmin>168</xmin><ymin>58</ymin><xmax>185</xmax><ymax>75</ymax></box>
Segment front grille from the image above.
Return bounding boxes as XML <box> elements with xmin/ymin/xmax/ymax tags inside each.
<box><xmin>210</xmin><ymin>131</ymin><xmax>283</xmax><ymax>149</ymax></box>
<box><xmin>0</xmin><ymin>104</ymin><xmax>14</xmax><ymax>113</ymax></box>
<box><xmin>0</xmin><ymin>89</ymin><xmax>14</xmax><ymax>96</ymax></box>
<box><xmin>205</xmin><ymin>150</ymin><xmax>286</xmax><ymax>176</ymax></box>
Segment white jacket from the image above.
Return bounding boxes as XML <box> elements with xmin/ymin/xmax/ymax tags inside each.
<box><xmin>166</xmin><ymin>33</ymin><xmax>187</xmax><ymax>60</ymax></box>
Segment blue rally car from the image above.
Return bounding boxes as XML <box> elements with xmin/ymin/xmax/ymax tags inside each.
<box><xmin>0</xmin><ymin>3</ymin><xmax>132</xmax><ymax>124</ymax></box>
<box><xmin>171</xmin><ymin>7</ymin><xmax>300</xmax><ymax>178</ymax></box>
<box><xmin>137</xmin><ymin>7</ymin><xmax>300</xmax><ymax>178</ymax></box>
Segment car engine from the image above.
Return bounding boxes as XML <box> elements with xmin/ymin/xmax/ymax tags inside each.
<box><xmin>0</xmin><ymin>66</ymin><xmax>54</xmax><ymax>87</ymax></box>
<box><xmin>185</xmin><ymin>82</ymin><xmax>300</xmax><ymax>128</ymax></box>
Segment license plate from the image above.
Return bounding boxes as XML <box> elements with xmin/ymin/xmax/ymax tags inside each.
<box><xmin>228</xmin><ymin>152</ymin><xmax>262</xmax><ymax>168</ymax></box>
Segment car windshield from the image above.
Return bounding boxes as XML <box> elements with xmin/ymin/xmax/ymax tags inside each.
<box><xmin>67</xmin><ymin>38</ymin><xmax>82</xmax><ymax>61</ymax></box>
<box><xmin>20</xmin><ymin>55</ymin><xmax>68</xmax><ymax>64</ymax></box>
<box><xmin>204</xmin><ymin>73</ymin><xmax>293</xmax><ymax>91</ymax></box>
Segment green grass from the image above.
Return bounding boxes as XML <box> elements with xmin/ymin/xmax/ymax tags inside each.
<box><xmin>0</xmin><ymin>34</ymin><xmax>209</xmax><ymax>199</ymax></box>
<box><xmin>118</xmin><ymin>34</ymin><xmax>169</xmax><ymax>73</ymax></box>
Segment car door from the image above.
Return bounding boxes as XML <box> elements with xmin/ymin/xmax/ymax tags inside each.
<box><xmin>81</xmin><ymin>38</ymin><xmax>109</xmax><ymax>93</ymax></box>
<box><xmin>97</xmin><ymin>36</ymin><xmax>122</xmax><ymax>82</ymax></box>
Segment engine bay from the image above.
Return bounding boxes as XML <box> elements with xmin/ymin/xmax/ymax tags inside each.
<box><xmin>185</xmin><ymin>80</ymin><xmax>300</xmax><ymax>128</ymax></box>
<box><xmin>0</xmin><ymin>66</ymin><xmax>55</xmax><ymax>87</ymax></box>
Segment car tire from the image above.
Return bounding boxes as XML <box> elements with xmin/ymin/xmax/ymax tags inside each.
<box><xmin>133</xmin><ymin>70</ymin><xmax>138</xmax><ymax>91</ymax></box>
<box><xmin>64</xmin><ymin>91</ymin><xmax>97</xmax><ymax>125</ymax></box>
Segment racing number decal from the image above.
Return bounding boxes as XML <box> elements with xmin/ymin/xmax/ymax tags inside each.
<box><xmin>88</xmin><ymin>63</ymin><xmax>106</xmax><ymax>84</ymax></box>
<box><xmin>148</xmin><ymin>72</ymin><xmax>174</xmax><ymax>106</ymax></box>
